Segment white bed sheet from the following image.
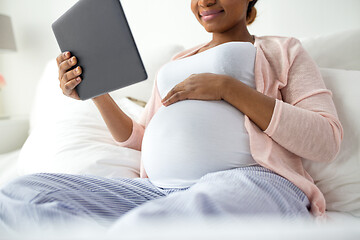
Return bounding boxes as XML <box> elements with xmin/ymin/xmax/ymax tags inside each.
<box><xmin>106</xmin><ymin>216</ymin><xmax>360</xmax><ymax>240</ymax></box>
<box><xmin>5</xmin><ymin>214</ymin><xmax>358</xmax><ymax>240</ymax></box>
<box><xmin>0</xmin><ymin>150</ymin><xmax>359</xmax><ymax>239</ymax></box>
<box><xmin>0</xmin><ymin>150</ymin><xmax>21</xmax><ymax>187</ymax></box>
<box><xmin>1</xmin><ymin>149</ymin><xmax>359</xmax><ymax>220</ymax></box>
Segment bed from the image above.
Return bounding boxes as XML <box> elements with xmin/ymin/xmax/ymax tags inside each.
<box><xmin>0</xmin><ymin>21</ymin><xmax>360</xmax><ymax>240</ymax></box>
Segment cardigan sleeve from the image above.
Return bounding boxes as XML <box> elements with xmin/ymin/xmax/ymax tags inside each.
<box><xmin>264</xmin><ymin>39</ymin><xmax>343</xmax><ymax>162</ymax></box>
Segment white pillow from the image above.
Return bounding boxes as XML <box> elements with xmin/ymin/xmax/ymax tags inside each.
<box><xmin>302</xmin><ymin>68</ymin><xmax>360</xmax><ymax>217</ymax></box>
<box><xmin>19</xmin><ymin>59</ymin><xmax>144</xmax><ymax>178</ymax></box>
<box><xmin>20</xmin><ymin>46</ymin><xmax>186</xmax><ymax>179</ymax></box>
<box><xmin>30</xmin><ymin>43</ymin><xmax>184</xmax><ymax>131</ymax></box>
<box><xmin>301</xmin><ymin>29</ymin><xmax>360</xmax><ymax>71</ymax></box>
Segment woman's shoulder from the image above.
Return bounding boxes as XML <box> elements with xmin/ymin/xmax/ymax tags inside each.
<box><xmin>254</xmin><ymin>36</ymin><xmax>309</xmax><ymax>84</ymax></box>
<box><xmin>255</xmin><ymin>35</ymin><xmax>307</xmax><ymax>68</ymax></box>
<box><xmin>255</xmin><ymin>35</ymin><xmax>301</xmax><ymax>46</ymax></box>
<box><xmin>255</xmin><ymin>35</ymin><xmax>304</xmax><ymax>55</ymax></box>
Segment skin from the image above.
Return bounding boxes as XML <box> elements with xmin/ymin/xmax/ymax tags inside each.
<box><xmin>56</xmin><ymin>0</ymin><xmax>275</xmax><ymax>178</ymax></box>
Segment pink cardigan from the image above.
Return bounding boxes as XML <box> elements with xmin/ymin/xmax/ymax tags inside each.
<box><xmin>117</xmin><ymin>36</ymin><xmax>343</xmax><ymax>217</ymax></box>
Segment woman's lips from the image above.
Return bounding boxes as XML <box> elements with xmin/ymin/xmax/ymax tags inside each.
<box><xmin>200</xmin><ymin>10</ymin><xmax>224</xmax><ymax>22</ymax></box>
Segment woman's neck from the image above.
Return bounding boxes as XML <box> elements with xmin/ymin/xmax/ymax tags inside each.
<box><xmin>210</xmin><ymin>22</ymin><xmax>254</xmax><ymax>47</ymax></box>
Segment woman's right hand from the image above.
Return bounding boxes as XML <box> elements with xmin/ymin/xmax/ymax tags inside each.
<box><xmin>56</xmin><ymin>51</ymin><xmax>82</xmax><ymax>100</ymax></box>
<box><xmin>56</xmin><ymin>53</ymin><xmax>135</xmax><ymax>149</ymax></box>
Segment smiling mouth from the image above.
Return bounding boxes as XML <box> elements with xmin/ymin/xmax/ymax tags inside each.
<box><xmin>199</xmin><ymin>9</ymin><xmax>225</xmax><ymax>21</ymax></box>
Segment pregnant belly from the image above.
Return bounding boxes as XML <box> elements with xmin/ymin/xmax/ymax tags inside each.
<box><xmin>141</xmin><ymin>100</ymin><xmax>256</xmax><ymax>188</ymax></box>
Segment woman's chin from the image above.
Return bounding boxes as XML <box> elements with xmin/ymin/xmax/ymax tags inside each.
<box><xmin>202</xmin><ymin>26</ymin><xmax>220</xmax><ymax>33</ymax></box>
<box><xmin>201</xmin><ymin>23</ymin><xmax>227</xmax><ymax>34</ymax></box>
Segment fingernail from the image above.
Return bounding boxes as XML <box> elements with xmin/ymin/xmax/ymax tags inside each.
<box><xmin>76</xmin><ymin>77</ymin><xmax>81</xmax><ymax>82</ymax></box>
<box><xmin>76</xmin><ymin>67</ymin><xmax>80</xmax><ymax>73</ymax></box>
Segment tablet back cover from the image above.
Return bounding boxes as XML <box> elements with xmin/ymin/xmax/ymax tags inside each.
<box><xmin>52</xmin><ymin>0</ymin><xmax>147</xmax><ymax>100</ymax></box>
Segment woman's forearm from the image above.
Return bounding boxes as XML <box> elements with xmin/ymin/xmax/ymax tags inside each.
<box><xmin>222</xmin><ymin>76</ymin><xmax>275</xmax><ymax>131</ymax></box>
<box><xmin>92</xmin><ymin>94</ymin><xmax>133</xmax><ymax>142</ymax></box>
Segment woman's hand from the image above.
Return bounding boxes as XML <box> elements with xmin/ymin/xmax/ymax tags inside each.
<box><xmin>161</xmin><ymin>73</ymin><xmax>276</xmax><ymax>131</ymax></box>
<box><xmin>56</xmin><ymin>51</ymin><xmax>82</xmax><ymax>100</ymax></box>
<box><xmin>161</xmin><ymin>73</ymin><xmax>228</xmax><ymax>106</ymax></box>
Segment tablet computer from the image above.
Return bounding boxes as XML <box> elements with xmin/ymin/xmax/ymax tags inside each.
<box><xmin>52</xmin><ymin>0</ymin><xmax>147</xmax><ymax>100</ymax></box>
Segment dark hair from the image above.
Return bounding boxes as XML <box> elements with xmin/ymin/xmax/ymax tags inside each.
<box><xmin>246</xmin><ymin>0</ymin><xmax>258</xmax><ymax>25</ymax></box>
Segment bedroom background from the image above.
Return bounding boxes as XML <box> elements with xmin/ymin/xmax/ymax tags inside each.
<box><xmin>0</xmin><ymin>0</ymin><xmax>360</xmax><ymax>238</ymax></box>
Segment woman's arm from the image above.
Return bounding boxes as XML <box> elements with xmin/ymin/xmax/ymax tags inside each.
<box><xmin>260</xmin><ymin>42</ymin><xmax>343</xmax><ymax>163</ymax></box>
<box><xmin>222</xmin><ymin>77</ymin><xmax>276</xmax><ymax>131</ymax></box>
<box><xmin>161</xmin><ymin>72</ymin><xmax>275</xmax><ymax>131</ymax></box>
<box><xmin>56</xmin><ymin>52</ymin><xmax>136</xmax><ymax>145</ymax></box>
<box><xmin>115</xmin><ymin>79</ymin><xmax>163</xmax><ymax>151</ymax></box>
<box><xmin>94</xmin><ymin>95</ymin><xmax>149</xmax><ymax>177</ymax></box>
<box><xmin>92</xmin><ymin>94</ymin><xmax>133</xmax><ymax>142</ymax></box>
<box><xmin>220</xmin><ymin>39</ymin><xmax>343</xmax><ymax>163</ymax></box>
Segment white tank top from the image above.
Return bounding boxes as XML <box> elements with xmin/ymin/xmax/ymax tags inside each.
<box><xmin>141</xmin><ymin>42</ymin><xmax>258</xmax><ymax>188</ymax></box>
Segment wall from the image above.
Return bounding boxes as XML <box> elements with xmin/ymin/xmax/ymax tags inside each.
<box><xmin>0</xmin><ymin>0</ymin><xmax>360</xmax><ymax>117</ymax></box>
<box><xmin>251</xmin><ymin>0</ymin><xmax>360</xmax><ymax>38</ymax></box>
<box><xmin>0</xmin><ymin>0</ymin><xmax>77</xmax><ymax>117</ymax></box>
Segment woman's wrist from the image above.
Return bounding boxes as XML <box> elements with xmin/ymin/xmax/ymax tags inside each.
<box><xmin>221</xmin><ymin>76</ymin><xmax>244</xmax><ymax>103</ymax></box>
<box><xmin>221</xmin><ymin>76</ymin><xmax>275</xmax><ymax>131</ymax></box>
<box><xmin>91</xmin><ymin>93</ymin><xmax>134</xmax><ymax>143</ymax></box>
<box><xmin>92</xmin><ymin>93</ymin><xmax>110</xmax><ymax>104</ymax></box>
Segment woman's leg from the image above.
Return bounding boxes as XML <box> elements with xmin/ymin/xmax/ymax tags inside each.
<box><xmin>0</xmin><ymin>173</ymin><xmax>167</xmax><ymax>231</ymax></box>
<box><xmin>113</xmin><ymin>165</ymin><xmax>311</xmax><ymax>227</ymax></box>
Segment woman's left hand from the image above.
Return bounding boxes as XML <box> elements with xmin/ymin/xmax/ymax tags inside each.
<box><xmin>161</xmin><ymin>73</ymin><xmax>228</xmax><ymax>106</ymax></box>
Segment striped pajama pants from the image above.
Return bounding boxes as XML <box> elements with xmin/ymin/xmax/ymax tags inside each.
<box><xmin>0</xmin><ymin>165</ymin><xmax>311</xmax><ymax>232</ymax></box>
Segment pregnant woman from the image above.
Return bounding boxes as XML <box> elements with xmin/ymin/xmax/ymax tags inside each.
<box><xmin>0</xmin><ymin>0</ymin><xmax>343</xmax><ymax>230</ymax></box>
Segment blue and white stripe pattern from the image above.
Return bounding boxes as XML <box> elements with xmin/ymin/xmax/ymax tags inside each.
<box><xmin>0</xmin><ymin>165</ymin><xmax>311</xmax><ymax>231</ymax></box>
